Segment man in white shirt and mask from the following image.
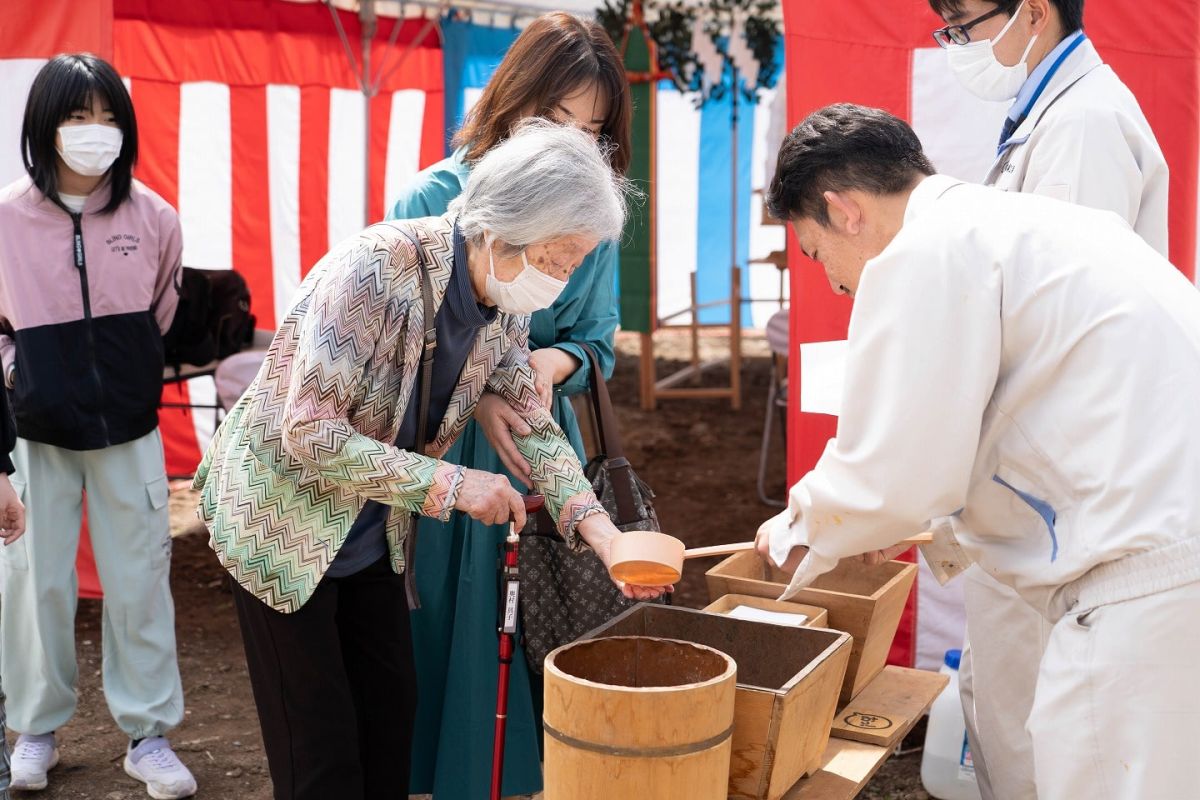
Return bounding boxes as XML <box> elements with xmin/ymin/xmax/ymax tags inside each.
<box><xmin>757</xmin><ymin>103</ymin><xmax>1200</xmax><ymax>800</ymax></box>
<box><xmin>929</xmin><ymin>2</ymin><xmax>1169</xmax><ymax>795</ymax></box>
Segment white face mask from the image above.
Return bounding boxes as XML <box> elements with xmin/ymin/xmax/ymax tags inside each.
<box><xmin>56</xmin><ymin>123</ymin><xmax>123</xmax><ymax>177</ymax></box>
<box><xmin>484</xmin><ymin>236</ymin><xmax>568</xmax><ymax>316</ymax></box>
<box><xmin>946</xmin><ymin>0</ymin><xmax>1039</xmax><ymax>102</ymax></box>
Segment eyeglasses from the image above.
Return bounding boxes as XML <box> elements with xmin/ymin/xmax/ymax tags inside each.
<box><xmin>932</xmin><ymin>2</ymin><xmax>1016</xmax><ymax>48</ymax></box>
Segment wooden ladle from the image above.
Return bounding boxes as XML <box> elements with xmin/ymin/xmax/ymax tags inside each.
<box><xmin>607</xmin><ymin>530</ymin><xmax>934</xmax><ymax>585</ymax></box>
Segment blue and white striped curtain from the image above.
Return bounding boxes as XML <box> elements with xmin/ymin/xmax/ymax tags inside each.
<box><xmin>439</xmin><ymin>15</ymin><xmax>520</xmax><ymax>154</ymax></box>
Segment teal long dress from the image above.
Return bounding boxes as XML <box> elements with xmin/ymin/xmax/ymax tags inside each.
<box><xmin>388</xmin><ymin>150</ymin><xmax>618</xmax><ymax>798</ymax></box>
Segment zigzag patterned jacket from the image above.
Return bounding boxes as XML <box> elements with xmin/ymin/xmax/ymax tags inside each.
<box><xmin>193</xmin><ymin>215</ymin><xmax>605</xmax><ymax>613</ymax></box>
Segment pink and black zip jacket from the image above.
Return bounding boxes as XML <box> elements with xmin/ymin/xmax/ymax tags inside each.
<box><xmin>0</xmin><ymin>176</ymin><xmax>181</xmax><ymax>450</ymax></box>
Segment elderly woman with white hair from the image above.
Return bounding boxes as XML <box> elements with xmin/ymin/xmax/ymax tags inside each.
<box><xmin>191</xmin><ymin>120</ymin><xmax>665</xmax><ymax>800</ymax></box>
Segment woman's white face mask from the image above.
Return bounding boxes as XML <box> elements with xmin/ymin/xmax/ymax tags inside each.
<box><xmin>484</xmin><ymin>236</ymin><xmax>568</xmax><ymax>316</ymax></box>
<box><xmin>56</xmin><ymin>123</ymin><xmax>123</xmax><ymax>177</ymax></box>
<box><xmin>946</xmin><ymin>0</ymin><xmax>1039</xmax><ymax>102</ymax></box>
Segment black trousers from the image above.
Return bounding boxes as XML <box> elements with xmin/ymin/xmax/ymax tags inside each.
<box><xmin>232</xmin><ymin>556</ymin><xmax>417</xmax><ymax>800</ymax></box>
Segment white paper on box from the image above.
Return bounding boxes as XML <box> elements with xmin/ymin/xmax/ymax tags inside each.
<box><xmin>727</xmin><ymin>605</ymin><xmax>809</xmax><ymax>627</ymax></box>
<box><xmin>799</xmin><ymin>339</ymin><xmax>848</xmax><ymax>417</ymax></box>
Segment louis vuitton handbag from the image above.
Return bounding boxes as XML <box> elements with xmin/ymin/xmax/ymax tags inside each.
<box><xmin>517</xmin><ymin>344</ymin><xmax>662</xmax><ymax>673</ymax></box>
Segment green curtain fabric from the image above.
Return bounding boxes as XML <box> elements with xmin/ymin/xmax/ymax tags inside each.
<box><xmin>619</xmin><ymin>26</ymin><xmax>655</xmax><ymax>333</ymax></box>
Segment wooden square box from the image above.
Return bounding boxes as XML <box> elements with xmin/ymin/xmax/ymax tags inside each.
<box><xmin>705</xmin><ymin>553</ymin><xmax>917</xmax><ymax>703</ymax></box>
<box><xmin>582</xmin><ymin>604</ymin><xmax>851</xmax><ymax>800</ymax></box>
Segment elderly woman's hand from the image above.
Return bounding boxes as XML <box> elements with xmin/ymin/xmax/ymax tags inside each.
<box><xmin>577</xmin><ymin>514</ymin><xmax>673</xmax><ymax>601</ymax></box>
<box><xmin>0</xmin><ymin>473</ymin><xmax>26</xmax><ymax>546</ymax></box>
<box><xmin>473</xmin><ymin>393</ymin><xmax>533</xmax><ymax>488</ymax></box>
<box><xmin>454</xmin><ymin>468</ymin><xmax>527</xmax><ymax>527</ymax></box>
<box><xmin>527</xmin><ymin>347</ymin><xmax>580</xmax><ymax>409</ymax></box>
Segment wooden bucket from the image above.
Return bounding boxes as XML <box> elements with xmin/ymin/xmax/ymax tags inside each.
<box><xmin>543</xmin><ymin>636</ymin><xmax>737</xmax><ymax>800</ymax></box>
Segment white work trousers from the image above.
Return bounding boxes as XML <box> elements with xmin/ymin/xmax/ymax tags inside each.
<box><xmin>1029</xmin><ymin>576</ymin><xmax>1200</xmax><ymax>798</ymax></box>
<box><xmin>0</xmin><ymin>430</ymin><xmax>184</xmax><ymax>739</ymax></box>
<box><xmin>960</xmin><ymin>566</ymin><xmax>1048</xmax><ymax>800</ymax></box>
<box><xmin>962</xmin><ymin>560</ymin><xmax>1200</xmax><ymax>799</ymax></box>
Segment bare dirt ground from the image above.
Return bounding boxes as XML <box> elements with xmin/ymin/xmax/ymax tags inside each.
<box><xmin>7</xmin><ymin>330</ymin><xmax>927</xmax><ymax>799</ymax></box>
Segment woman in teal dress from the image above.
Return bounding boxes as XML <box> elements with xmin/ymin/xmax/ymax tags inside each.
<box><xmin>387</xmin><ymin>13</ymin><xmax>632</xmax><ymax>799</ymax></box>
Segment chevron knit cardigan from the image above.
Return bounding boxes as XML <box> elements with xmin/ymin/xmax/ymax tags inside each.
<box><xmin>194</xmin><ymin>215</ymin><xmax>605</xmax><ymax>613</ymax></box>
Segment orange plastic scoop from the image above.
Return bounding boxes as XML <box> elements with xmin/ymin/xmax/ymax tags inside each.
<box><xmin>607</xmin><ymin>531</ymin><xmax>934</xmax><ymax>585</ymax></box>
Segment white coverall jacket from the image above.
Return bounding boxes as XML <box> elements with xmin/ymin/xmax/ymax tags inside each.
<box><xmin>986</xmin><ymin>37</ymin><xmax>1168</xmax><ymax>253</ymax></box>
<box><xmin>767</xmin><ymin>174</ymin><xmax>1200</xmax><ymax>798</ymax></box>
<box><xmin>960</xmin><ymin>35</ymin><xmax>1170</xmax><ymax>800</ymax></box>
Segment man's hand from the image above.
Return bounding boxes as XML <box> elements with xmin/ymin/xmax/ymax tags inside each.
<box><xmin>754</xmin><ymin>515</ymin><xmax>807</xmax><ymax>574</ymax></box>
<box><xmin>473</xmin><ymin>393</ymin><xmax>532</xmax><ymax>487</ymax></box>
<box><xmin>527</xmin><ymin>347</ymin><xmax>580</xmax><ymax>410</ymax></box>
<box><xmin>453</xmin><ymin>468</ymin><xmax>526</xmax><ymax>527</ymax></box>
<box><xmin>857</xmin><ymin>543</ymin><xmax>915</xmax><ymax>566</ymax></box>
<box><xmin>578</xmin><ymin>514</ymin><xmax>673</xmax><ymax>601</ymax></box>
<box><xmin>0</xmin><ymin>473</ymin><xmax>26</xmax><ymax>546</ymax></box>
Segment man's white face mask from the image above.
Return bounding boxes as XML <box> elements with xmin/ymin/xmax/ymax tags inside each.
<box><xmin>946</xmin><ymin>0</ymin><xmax>1039</xmax><ymax>102</ymax></box>
<box><xmin>485</xmin><ymin>236</ymin><xmax>568</xmax><ymax>316</ymax></box>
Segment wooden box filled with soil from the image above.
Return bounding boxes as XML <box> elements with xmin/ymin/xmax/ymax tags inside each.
<box><xmin>705</xmin><ymin>553</ymin><xmax>916</xmax><ymax>703</ymax></box>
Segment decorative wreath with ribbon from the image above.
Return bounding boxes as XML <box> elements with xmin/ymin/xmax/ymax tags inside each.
<box><xmin>597</xmin><ymin>0</ymin><xmax>781</xmax><ymax>106</ymax></box>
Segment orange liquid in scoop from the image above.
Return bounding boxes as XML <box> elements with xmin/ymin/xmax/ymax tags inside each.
<box><xmin>609</xmin><ymin>560</ymin><xmax>682</xmax><ymax>586</ymax></box>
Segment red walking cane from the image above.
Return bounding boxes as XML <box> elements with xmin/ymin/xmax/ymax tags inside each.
<box><xmin>491</xmin><ymin>494</ymin><xmax>545</xmax><ymax>800</ymax></box>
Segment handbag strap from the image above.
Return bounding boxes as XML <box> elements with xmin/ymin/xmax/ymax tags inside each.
<box><xmin>399</xmin><ymin>228</ymin><xmax>437</xmax><ymax>610</ymax></box>
<box><xmin>579</xmin><ymin>343</ymin><xmax>640</xmax><ymax>525</ymax></box>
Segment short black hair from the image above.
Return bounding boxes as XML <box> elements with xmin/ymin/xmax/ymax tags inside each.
<box><xmin>21</xmin><ymin>53</ymin><xmax>139</xmax><ymax>215</ymax></box>
<box><xmin>767</xmin><ymin>104</ymin><xmax>935</xmax><ymax>225</ymax></box>
<box><xmin>928</xmin><ymin>0</ymin><xmax>1084</xmax><ymax>34</ymax></box>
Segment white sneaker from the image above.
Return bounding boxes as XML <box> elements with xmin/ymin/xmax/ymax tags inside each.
<box><xmin>9</xmin><ymin>733</ymin><xmax>59</xmax><ymax>791</ymax></box>
<box><xmin>123</xmin><ymin>738</ymin><xmax>197</xmax><ymax>800</ymax></box>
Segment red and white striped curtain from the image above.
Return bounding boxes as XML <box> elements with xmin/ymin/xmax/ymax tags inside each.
<box><xmin>1</xmin><ymin>0</ymin><xmax>446</xmax><ymax>595</ymax></box>
<box><xmin>115</xmin><ymin>0</ymin><xmax>445</xmax><ymax>475</ymax></box>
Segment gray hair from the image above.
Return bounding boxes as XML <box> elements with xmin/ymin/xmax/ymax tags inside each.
<box><xmin>450</xmin><ymin>118</ymin><xmax>630</xmax><ymax>254</ymax></box>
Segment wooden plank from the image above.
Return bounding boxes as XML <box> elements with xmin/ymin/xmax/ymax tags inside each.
<box><xmin>653</xmin><ymin>387</ymin><xmax>738</xmax><ymax>399</ymax></box>
<box><xmin>778</xmin><ymin>738</ymin><xmax>891</xmax><ymax>800</ymax></box>
<box><xmin>776</xmin><ymin>666</ymin><xmax>947</xmax><ymax>800</ymax></box>
<box><xmin>830</xmin><ymin>666</ymin><xmax>948</xmax><ymax>748</ymax></box>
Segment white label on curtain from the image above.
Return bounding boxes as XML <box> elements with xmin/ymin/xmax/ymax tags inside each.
<box><xmin>799</xmin><ymin>339</ymin><xmax>847</xmax><ymax>417</ymax></box>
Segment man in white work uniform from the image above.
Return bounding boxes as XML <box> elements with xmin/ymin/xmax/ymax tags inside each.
<box><xmin>757</xmin><ymin>103</ymin><xmax>1200</xmax><ymax>799</ymax></box>
<box><xmin>928</xmin><ymin>1</ymin><xmax>1169</xmax><ymax>796</ymax></box>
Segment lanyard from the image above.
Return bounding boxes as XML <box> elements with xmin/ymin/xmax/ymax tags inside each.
<box><xmin>998</xmin><ymin>32</ymin><xmax>1087</xmax><ymax>154</ymax></box>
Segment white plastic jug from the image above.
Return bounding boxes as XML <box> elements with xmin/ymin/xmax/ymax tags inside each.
<box><xmin>921</xmin><ymin>649</ymin><xmax>982</xmax><ymax>800</ymax></box>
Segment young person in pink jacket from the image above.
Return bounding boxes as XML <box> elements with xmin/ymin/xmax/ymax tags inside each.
<box><xmin>0</xmin><ymin>53</ymin><xmax>196</xmax><ymax>799</ymax></box>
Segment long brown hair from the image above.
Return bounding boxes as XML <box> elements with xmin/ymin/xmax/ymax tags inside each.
<box><xmin>453</xmin><ymin>12</ymin><xmax>632</xmax><ymax>175</ymax></box>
